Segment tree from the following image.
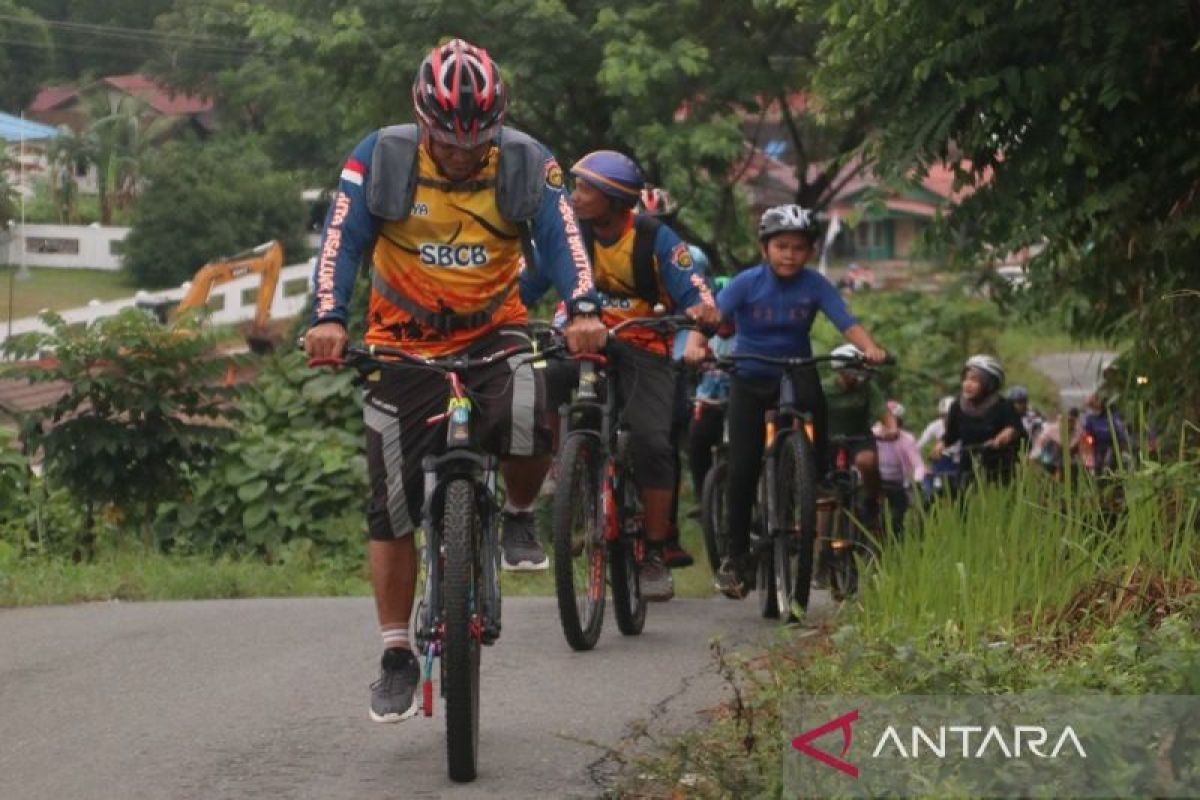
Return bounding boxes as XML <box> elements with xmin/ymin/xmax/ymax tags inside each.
<box><xmin>121</xmin><ymin>136</ymin><xmax>306</xmax><ymax>287</ymax></box>
<box><xmin>0</xmin><ymin>146</ymin><xmax>17</xmax><ymax>230</ymax></box>
<box><xmin>814</xmin><ymin>0</ymin><xmax>1200</xmax><ymax>431</ymax></box>
<box><xmin>14</xmin><ymin>0</ymin><xmax>177</xmax><ymax>80</ymax></box>
<box><xmin>1</xmin><ymin>309</ymin><xmax>234</xmax><ymax>559</ymax></box>
<box><xmin>0</xmin><ymin>1</ymin><xmax>55</xmax><ymax>109</ymax></box>
<box><xmin>148</xmin><ymin>0</ymin><xmax>872</xmax><ymax>268</ymax></box>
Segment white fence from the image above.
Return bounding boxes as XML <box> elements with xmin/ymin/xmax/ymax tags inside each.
<box><xmin>2</xmin><ymin>260</ymin><xmax>316</xmax><ymax>345</ymax></box>
<box><xmin>2</xmin><ymin>224</ymin><xmax>131</xmax><ymax>271</ymax></box>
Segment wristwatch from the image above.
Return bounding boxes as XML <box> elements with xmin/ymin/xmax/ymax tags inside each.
<box><xmin>569</xmin><ymin>297</ymin><xmax>600</xmax><ymax>317</ymax></box>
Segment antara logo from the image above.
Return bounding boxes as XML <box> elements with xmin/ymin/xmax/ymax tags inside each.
<box><xmin>792</xmin><ymin>709</ymin><xmax>1087</xmax><ymax>778</ymax></box>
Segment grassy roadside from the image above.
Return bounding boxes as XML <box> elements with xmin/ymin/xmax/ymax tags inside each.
<box><xmin>1</xmin><ymin>265</ymin><xmax>134</xmax><ymax>321</ymax></box>
<box><xmin>0</xmin><ymin>550</ymin><xmax>370</xmax><ymax>606</ymax></box>
<box><xmin>0</xmin><ymin>490</ymin><xmax>716</xmax><ymax>607</ymax></box>
<box><xmin>619</xmin><ymin>460</ymin><xmax>1200</xmax><ymax>798</ymax></box>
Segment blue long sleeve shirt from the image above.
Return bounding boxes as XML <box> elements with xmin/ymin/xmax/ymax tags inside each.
<box><xmin>717</xmin><ymin>264</ymin><xmax>857</xmax><ymax>378</ymax></box>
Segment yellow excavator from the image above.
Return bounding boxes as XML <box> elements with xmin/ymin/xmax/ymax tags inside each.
<box><xmin>173</xmin><ymin>240</ymin><xmax>285</xmax><ymax>354</ymax></box>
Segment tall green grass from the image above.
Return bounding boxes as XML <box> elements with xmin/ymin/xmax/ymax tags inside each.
<box><xmin>858</xmin><ymin>463</ymin><xmax>1199</xmax><ymax>647</ymax></box>
<box><xmin>621</xmin><ymin>458</ymin><xmax>1200</xmax><ymax>798</ymax></box>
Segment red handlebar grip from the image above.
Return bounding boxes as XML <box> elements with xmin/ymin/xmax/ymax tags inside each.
<box><xmin>574</xmin><ymin>353</ymin><xmax>608</xmax><ymax>365</ymax></box>
<box><xmin>307</xmin><ymin>357</ymin><xmax>344</xmax><ymax>369</ymax></box>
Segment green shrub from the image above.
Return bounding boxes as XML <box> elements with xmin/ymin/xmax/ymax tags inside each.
<box><xmin>2</xmin><ymin>310</ymin><xmax>234</xmax><ymax>559</ymax></box>
<box><xmin>157</xmin><ymin>351</ymin><xmax>367</xmax><ymax>564</ymax></box>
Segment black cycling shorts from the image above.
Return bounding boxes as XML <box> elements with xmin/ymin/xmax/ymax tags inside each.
<box><xmin>362</xmin><ymin>329</ymin><xmax>551</xmax><ymax>540</ymax></box>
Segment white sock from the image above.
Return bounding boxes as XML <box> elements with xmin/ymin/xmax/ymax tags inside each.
<box><xmin>504</xmin><ymin>499</ymin><xmax>533</xmax><ymax>514</ymax></box>
<box><xmin>382</xmin><ymin>626</ymin><xmax>410</xmax><ymax>650</ymax></box>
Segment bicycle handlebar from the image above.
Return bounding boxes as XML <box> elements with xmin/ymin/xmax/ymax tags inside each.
<box><xmin>715</xmin><ymin>351</ymin><xmax>897</xmax><ymax>369</ymax></box>
<box><xmin>608</xmin><ymin>314</ymin><xmax>701</xmax><ymax>336</ymax></box>
<box><xmin>306</xmin><ymin>342</ymin><xmax>557</xmax><ymax>373</ymax></box>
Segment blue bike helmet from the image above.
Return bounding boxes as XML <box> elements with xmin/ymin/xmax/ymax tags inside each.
<box><xmin>571</xmin><ymin>150</ymin><xmax>644</xmax><ymax>204</ymax></box>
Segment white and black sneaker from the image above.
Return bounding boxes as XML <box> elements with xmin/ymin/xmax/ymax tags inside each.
<box><xmin>500</xmin><ymin>510</ymin><xmax>549</xmax><ymax>571</ymax></box>
<box><xmin>369</xmin><ymin>647</ymin><xmax>421</xmax><ymax>723</ymax></box>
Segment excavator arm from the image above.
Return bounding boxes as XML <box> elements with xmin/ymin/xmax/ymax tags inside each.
<box><xmin>175</xmin><ymin>240</ymin><xmax>284</xmax><ymax>332</ymax></box>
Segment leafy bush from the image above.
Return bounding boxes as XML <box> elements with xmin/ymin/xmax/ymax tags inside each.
<box><xmin>122</xmin><ymin>136</ymin><xmax>307</xmax><ymax>287</ymax></box>
<box><xmin>2</xmin><ymin>310</ymin><xmax>234</xmax><ymax>559</ymax></box>
<box><xmin>157</xmin><ymin>352</ymin><xmax>367</xmax><ymax>563</ymax></box>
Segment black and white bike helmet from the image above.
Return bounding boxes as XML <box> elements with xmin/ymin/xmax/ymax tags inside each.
<box><xmin>962</xmin><ymin>354</ymin><xmax>1005</xmax><ymax>390</ymax></box>
<box><xmin>758</xmin><ymin>204</ymin><xmax>822</xmax><ymax>243</ymax></box>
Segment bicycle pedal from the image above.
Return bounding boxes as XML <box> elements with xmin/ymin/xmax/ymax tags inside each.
<box><xmin>422</xmin><ymin>679</ymin><xmax>434</xmax><ymax>717</ymax></box>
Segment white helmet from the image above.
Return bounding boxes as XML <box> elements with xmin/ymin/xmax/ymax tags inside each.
<box><xmin>758</xmin><ymin>204</ymin><xmax>822</xmax><ymax>242</ymax></box>
<box><xmin>831</xmin><ymin>344</ymin><xmax>865</xmax><ymax>371</ymax></box>
<box><xmin>937</xmin><ymin>395</ymin><xmax>955</xmax><ymax>416</ymax></box>
<box><xmin>963</xmin><ymin>354</ymin><xmax>1005</xmax><ymax>389</ymax></box>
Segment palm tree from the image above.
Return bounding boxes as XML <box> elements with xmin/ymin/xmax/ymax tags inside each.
<box><xmin>47</xmin><ymin>126</ymin><xmax>90</xmax><ymax>224</ymax></box>
<box><xmin>0</xmin><ymin>145</ymin><xmax>17</xmax><ymax>230</ymax></box>
<box><xmin>83</xmin><ymin>92</ymin><xmax>146</xmax><ymax>225</ymax></box>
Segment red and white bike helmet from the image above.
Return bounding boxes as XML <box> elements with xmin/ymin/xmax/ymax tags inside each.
<box><xmin>412</xmin><ymin>38</ymin><xmax>507</xmax><ymax>147</ymax></box>
<box><xmin>639</xmin><ymin>185</ymin><xmax>677</xmax><ymax>217</ymax></box>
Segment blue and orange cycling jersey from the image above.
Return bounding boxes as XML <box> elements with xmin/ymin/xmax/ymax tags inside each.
<box><xmin>717</xmin><ymin>264</ymin><xmax>857</xmax><ymax>379</ymax></box>
<box><xmin>522</xmin><ymin>213</ymin><xmax>712</xmax><ymax>355</ymax></box>
<box><xmin>312</xmin><ymin>131</ymin><xmax>594</xmax><ymax>357</ymax></box>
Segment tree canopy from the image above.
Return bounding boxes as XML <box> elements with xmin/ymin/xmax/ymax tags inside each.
<box><xmin>814</xmin><ymin>0</ymin><xmax>1200</xmax><ymax>426</ymax></box>
<box><xmin>121</xmin><ymin>137</ymin><xmax>306</xmax><ymax>287</ymax></box>
<box><xmin>148</xmin><ymin>0</ymin><xmax>867</xmax><ymax>267</ymax></box>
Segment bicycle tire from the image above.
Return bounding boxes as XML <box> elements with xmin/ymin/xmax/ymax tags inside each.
<box><xmin>700</xmin><ymin>458</ymin><xmax>729</xmax><ymax>574</ymax></box>
<box><xmin>441</xmin><ymin>479</ymin><xmax>482</xmax><ymax>783</ymax></box>
<box><xmin>829</xmin><ymin>507</ymin><xmax>858</xmax><ymax>601</ymax></box>
<box><xmin>774</xmin><ymin>431</ymin><xmax>818</xmax><ymax>620</ymax></box>
<box><xmin>552</xmin><ymin>433</ymin><xmax>607</xmax><ymax>651</ymax></box>
<box><xmin>610</xmin><ymin>536</ymin><xmax>646</xmax><ymax>635</ymax></box>
<box><xmin>755</xmin><ymin>472</ymin><xmax>779</xmax><ymax>618</ymax></box>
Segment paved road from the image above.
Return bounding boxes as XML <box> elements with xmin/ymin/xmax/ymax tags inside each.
<box><xmin>0</xmin><ymin>594</ymin><xmax>822</xmax><ymax>800</ymax></box>
<box><xmin>1030</xmin><ymin>350</ymin><xmax>1117</xmax><ymax>411</ymax></box>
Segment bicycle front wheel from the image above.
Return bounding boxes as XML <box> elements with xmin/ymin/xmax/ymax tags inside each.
<box><xmin>700</xmin><ymin>458</ymin><xmax>729</xmax><ymax>574</ymax></box>
<box><xmin>441</xmin><ymin>479</ymin><xmax>482</xmax><ymax>783</ymax></box>
<box><xmin>755</xmin><ymin>472</ymin><xmax>779</xmax><ymax>619</ymax></box>
<box><xmin>552</xmin><ymin>433</ymin><xmax>607</xmax><ymax>651</ymax></box>
<box><xmin>774</xmin><ymin>430</ymin><xmax>818</xmax><ymax>621</ymax></box>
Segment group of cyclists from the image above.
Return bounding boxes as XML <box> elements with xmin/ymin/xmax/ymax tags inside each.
<box><xmin>300</xmin><ymin>38</ymin><xmax>1059</xmax><ymax>729</ymax></box>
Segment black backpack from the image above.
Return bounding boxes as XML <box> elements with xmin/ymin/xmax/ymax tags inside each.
<box><xmin>582</xmin><ymin>214</ymin><xmax>665</xmax><ymax>307</ymax></box>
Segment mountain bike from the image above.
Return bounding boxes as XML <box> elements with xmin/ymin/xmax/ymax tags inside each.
<box><xmin>549</xmin><ymin>315</ymin><xmax>698</xmax><ymax>649</ymax></box>
<box><xmin>820</xmin><ymin>433</ymin><xmax>879</xmax><ymax>601</ymax></box>
<box><xmin>715</xmin><ymin>351</ymin><xmax>894</xmax><ymax>621</ymax></box>
<box><xmin>310</xmin><ymin>341</ymin><xmax>552</xmax><ymax>783</ymax></box>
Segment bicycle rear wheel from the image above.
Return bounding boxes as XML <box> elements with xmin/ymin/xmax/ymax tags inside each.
<box><xmin>700</xmin><ymin>458</ymin><xmax>729</xmax><ymax>574</ymax></box>
<box><xmin>774</xmin><ymin>431</ymin><xmax>818</xmax><ymax>621</ymax></box>
<box><xmin>441</xmin><ymin>479</ymin><xmax>482</xmax><ymax>783</ymax></box>
<box><xmin>552</xmin><ymin>433</ymin><xmax>607</xmax><ymax>651</ymax></box>
<box><xmin>828</xmin><ymin>511</ymin><xmax>858</xmax><ymax>601</ymax></box>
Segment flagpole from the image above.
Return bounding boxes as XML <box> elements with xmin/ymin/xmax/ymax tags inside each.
<box><xmin>18</xmin><ymin>112</ymin><xmax>27</xmax><ymax>281</ymax></box>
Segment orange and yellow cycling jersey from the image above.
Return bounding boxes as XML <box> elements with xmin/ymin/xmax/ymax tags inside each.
<box><xmin>312</xmin><ymin>129</ymin><xmax>594</xmax><ymax>358</ymax></box>
<box><xmin>591</xmin><ymin>213</ymin><xmax>711</xmax><ymax>355</ymax></box>
<box><xmin>366</xmin><ymin>145</ymin><xmax>526</xmax><ymax>355</ymax></box>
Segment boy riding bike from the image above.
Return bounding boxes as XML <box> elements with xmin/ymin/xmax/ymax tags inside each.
<box><xmin>811</xmin><ymin>344</ymin><xmax>896</xmax><ymax>588</ymax></box>
<box><xmin>686</xmin><ymin>205</ymin><xmax>889</xmax><ymax>599</ymax></box>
